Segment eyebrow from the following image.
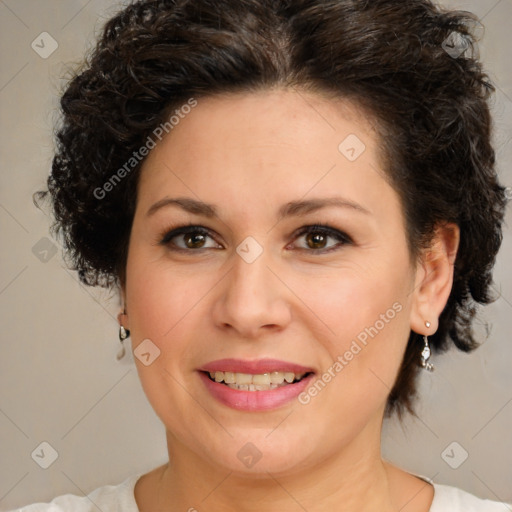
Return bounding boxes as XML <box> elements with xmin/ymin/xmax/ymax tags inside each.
<box><xmin>146</xmin><ymin>196</ymin><xmax>371</xmax><ymax>219</ymax></box>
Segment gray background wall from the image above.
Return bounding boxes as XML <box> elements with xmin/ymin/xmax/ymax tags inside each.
<box><xmin>0</xmin><ymin>0</ymin><xmax>511</xmax><ymax>509</ymax></box>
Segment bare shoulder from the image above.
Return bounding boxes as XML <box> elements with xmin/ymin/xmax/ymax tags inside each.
<box><xmin>133</xmin><ymin>463</ymin><xmax>167</xmax><ymax>512</ymax></box>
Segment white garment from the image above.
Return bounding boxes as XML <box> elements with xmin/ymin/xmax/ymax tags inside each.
<box><xmin>9</xmin><ymin>473</ymin><xmax>512</xmax><ymax>511</ymax></box>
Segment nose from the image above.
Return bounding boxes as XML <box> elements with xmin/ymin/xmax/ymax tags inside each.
<box><xmin>211</xmin><ymin>247</ymin><xmax>292</xmax><ymax>339</ymax></box>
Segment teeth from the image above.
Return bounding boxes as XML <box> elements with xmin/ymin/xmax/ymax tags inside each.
<box><xmin>270</xmin><ymin>371</ymin><xmax>285</xmax><ymax>385</ymax></box>
<box><xmin>237</xmin><ymin>373</ymin><xmax>253</xmax><ymax>385</ymax></box>
<box><xmin>284</xmin><ymin>372</ymin><xmax>295</xmax><ymax>383</ymax></box>
<box><xmin>224</xmin><ymin>371</ymin><xmax>236</xmax><ymax>384</ymax></box>
<box><xmin>252</xmin><ymin>374</ymin><xmax>271</xmax><ymax>386</ymax></box>
<box><xmin>207</xmin><ymin>371</ymin><xmax>306</xmax><ymax>391</ymax></box>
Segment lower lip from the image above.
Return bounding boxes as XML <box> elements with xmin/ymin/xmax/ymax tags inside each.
<box><xmin>198</xmin><ymin>371</ymin><xmax>314</xmax><ymax>411</ymax></box>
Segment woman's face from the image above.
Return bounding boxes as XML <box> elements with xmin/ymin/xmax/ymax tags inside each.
<box><xmin>124</xmin><ymin>89</ymin><xmax>421</xmax><ymax>475</ymax></box>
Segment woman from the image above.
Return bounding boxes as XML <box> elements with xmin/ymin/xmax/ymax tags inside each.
<box><xmin>18</xmin><ymin>0</ymin><xmax>510</xmax><ymax>510</ymax></box>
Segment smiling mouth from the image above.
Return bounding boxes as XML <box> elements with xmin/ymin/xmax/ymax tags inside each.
<box><xmin>204</xmin><ymin>370</ymin><xmax>313</xmax><ymax>391</ymax></box>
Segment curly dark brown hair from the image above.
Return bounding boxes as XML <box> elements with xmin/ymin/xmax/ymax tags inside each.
<box><xmin>38</xmin><ymin>0</ymin><xmax>506</xmax><ymax>417</ymax></box>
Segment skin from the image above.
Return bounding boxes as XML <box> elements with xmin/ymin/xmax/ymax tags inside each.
<box><xmin>120</xmin><ymin>88</ymin><xmax>459</xmax><ymax>511</ymax></box>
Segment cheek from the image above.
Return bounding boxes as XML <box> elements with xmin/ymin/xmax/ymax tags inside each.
<box><xmin>291</xmin><ymin>261</ymin><xmax>409</xmax><ymax>346</ymax></box>
<box><xmin>124</xmin><ymin>253</ymin><xmax>210</xmax><ymax>433</ymax></box>
<box><xmin>125</xmin><ymin>250</ymin><xmax>208</xmax><ymax>341</ymax></box>
<box><xmin>293</xmin><ymin>255</ymin><xmax>413</xmax><ymax>403</ymax></box>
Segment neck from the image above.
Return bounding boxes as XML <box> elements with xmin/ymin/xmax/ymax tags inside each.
<box><xmin>155</xmin><ymin>421</ymin><xmax>401</xmax><ymax>512</ymax></box>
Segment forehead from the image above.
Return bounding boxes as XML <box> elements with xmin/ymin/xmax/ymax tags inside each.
<box><xmin>135</xmin><ymin>89</ymin><xmax>397</xmax><ymax>222</ymax></box>
<box><xmin>149</xmin><ymin>89</ymin><xmax>379</xmax><ymax>155</ymax></box>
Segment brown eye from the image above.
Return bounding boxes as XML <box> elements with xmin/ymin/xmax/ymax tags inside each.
<box><xmin>292</xmin><ymin>224</ymin><xmax>352</xmax><ymax>253</ymax></box>
<box><xmin>159</xmin><ymin>225</ymin><xmax>221</xmax><ymax>251</ymax></box>
<box><xmin>305</xmin><ymin>232</ymin><xmax>328</xmax><ymax>249</ymax></box>
<box><xmin>184</xmin><ymin>232</ymin><xmax>207</xmax><ymax>248</ymax></box>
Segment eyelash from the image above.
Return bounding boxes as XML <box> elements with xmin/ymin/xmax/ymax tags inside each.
<box><xmin>158</xmin><ymin>223</ymin><xmax>353</xmax><ymax>254</ymax></box>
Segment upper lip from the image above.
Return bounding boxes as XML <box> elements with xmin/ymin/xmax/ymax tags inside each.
<box><xmin>199</xmin><ymin>358</ymin><xmax>315</xmax><ymax>375</ymax></box>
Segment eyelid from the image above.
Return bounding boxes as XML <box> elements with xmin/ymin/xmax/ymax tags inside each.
<box><xmin>289</xmin><ymin>223</ymin><xmax>353</xmax><ymax>251</ymax></box>
<box><xmin>158</xmin><ymin>223</ymin><xmax>222</xmax><ymax>249</ymax></box>
<box><xmin>157</xmin><ymin>222</ymin><xmax>353</xmax><ymax>252</ymax></box>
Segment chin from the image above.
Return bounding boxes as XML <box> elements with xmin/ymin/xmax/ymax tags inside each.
<box><xmin>198</xmin><ymin>428</ymin><xmax>318</xmax><ymax>477</ymax></box>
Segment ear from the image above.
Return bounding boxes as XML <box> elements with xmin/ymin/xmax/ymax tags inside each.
<box><xmin>410</xmin><ymin>222</ymin><xmax>460</xmax><ymax>334</ymax></box>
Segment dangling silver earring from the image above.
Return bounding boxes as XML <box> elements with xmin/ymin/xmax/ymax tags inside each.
<box><xmin>117</xmin><ymin>325</ymin><xmax>130</xmax><ymax>360</ymax></box>
<box><xmin>116</xmin><ymin>307</ymin><xmax>130</xmax><ymax>360</ymax></box>
<box><xmin>421</xmin><ymin>320</ymin><xmax>434</xmax><ymax>372</ymax></box>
